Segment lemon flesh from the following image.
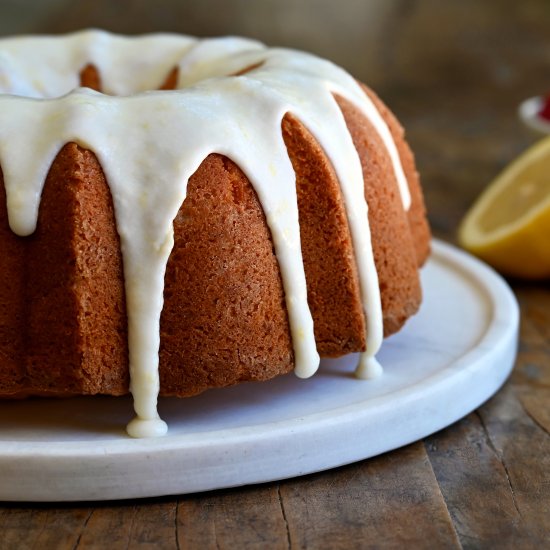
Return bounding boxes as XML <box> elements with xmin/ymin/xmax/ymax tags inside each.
<box><xmin>459</xmin><ymin>136</ymin><xmax>550</xmax><ymax>279</ymax></box>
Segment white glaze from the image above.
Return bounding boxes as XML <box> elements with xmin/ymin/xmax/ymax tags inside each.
<box><xmin>355</xmin><ymin>353</ymin><xmax>384</xmax><ymax>379</ymax></box>
<box><xmin>0</xmin><ymin>30</ymin><xmax>411</xmax><ymax>437</ymax></box>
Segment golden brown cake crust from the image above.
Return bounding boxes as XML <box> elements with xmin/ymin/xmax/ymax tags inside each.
<box><xmin>335</xmin><ymin>94</ymin><xmax>423</xmax><ymax>337</ymax></box>
<box><xmin>1</xmin><ymin>144</ymin><xmax>129</xmax><ymax>397</ymax></box>
<box><xmin>283</xmin><ymin>113</ymin><xmax>367</xmax><ymax>357</ymax></box>
<box><xmin>159</xmin><ymin>154</ymin><xmax>294</xmax><ymax>397</ymax></box>
<box><xmin>361</xmin><ymin>85</ymin><xmax>431</xmax><ymax>266</ymax></box>
<box><xmin>0</xmin><ymin>67</ymin><xmax>430</xmax><ymax>398</ymax></box>
<box><xmin>0</xmin><ymin>168</ymin><xmax>25</xmax><ymax>396</ymax></box>
<box><xmin>79</xmin><ymin>64</ymin><xmax>102</xmax><ymax>92</ymax></box>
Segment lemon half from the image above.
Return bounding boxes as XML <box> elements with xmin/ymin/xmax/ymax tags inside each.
<box><xmin>459</xmin><ymin>136</ymin><xmax>550</xmax><ymax>279</ymax></box>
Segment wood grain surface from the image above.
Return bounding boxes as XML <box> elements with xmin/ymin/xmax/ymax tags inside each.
<box><xmin>0</xmin><ymin>0</ymin><xmax>549</xmax><ymax>548</ymax></box>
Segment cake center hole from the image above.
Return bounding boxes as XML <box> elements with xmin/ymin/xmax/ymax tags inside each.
<box><xmin>78</xmin><ymin>62</ymin><xmax>265</xmax><ymax>95</ymax></box>
<box><xmin>79</xmin><ymin>64</ymin><xmax>180</xmax><ymax>94</ymax></box>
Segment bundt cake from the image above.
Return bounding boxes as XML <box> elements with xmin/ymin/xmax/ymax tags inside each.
<box><xmin>0</xmin><ymin>30</ymin><xmax>430</xmax><ymax>437</ymax></box>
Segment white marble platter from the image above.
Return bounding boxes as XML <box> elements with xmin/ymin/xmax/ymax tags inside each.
<box><xmin>0</xmin><ymin>239</ymin><xmax>519</xmax><ymax>502</ymax></box>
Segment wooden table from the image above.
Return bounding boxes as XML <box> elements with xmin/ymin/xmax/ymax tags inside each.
<box><xmin>1</xmin><ymin>1</ymin><xmax>549</xmax><ymax>547</ymax></box>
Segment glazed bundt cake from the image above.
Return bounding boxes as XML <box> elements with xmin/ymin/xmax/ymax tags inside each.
<box><xmin>0</xmin><ymin>30</ymin><xmax>430</xmax><ymax>436</ymax></box>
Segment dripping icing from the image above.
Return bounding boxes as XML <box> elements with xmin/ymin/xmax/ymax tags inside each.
<box><xmin>0</xmin><ymin>30</ymin><xmax>411</xmax><ymax>436</ymax></box>
<box><xmin>355</xmin><ymin>353</ymin><xmax>384</xmax><ymax>380</ymax></box>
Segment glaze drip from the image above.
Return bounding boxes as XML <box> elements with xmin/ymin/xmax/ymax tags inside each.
<box><xmin>0</xmin><ymin>30</ymin><xmax>411</xmax><ymax>437</ymax></box>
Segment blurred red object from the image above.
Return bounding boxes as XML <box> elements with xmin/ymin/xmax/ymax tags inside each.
<box><xmin>539</xmin><ymin>93</ymin><xmax>550</xmax><ymax>121</ymax></box>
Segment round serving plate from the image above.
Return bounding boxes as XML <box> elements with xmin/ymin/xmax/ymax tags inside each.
<box><xmin>0</xmin><ymin>239</ymin><xmax>519</xmax><ymax>502</ymax></box>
